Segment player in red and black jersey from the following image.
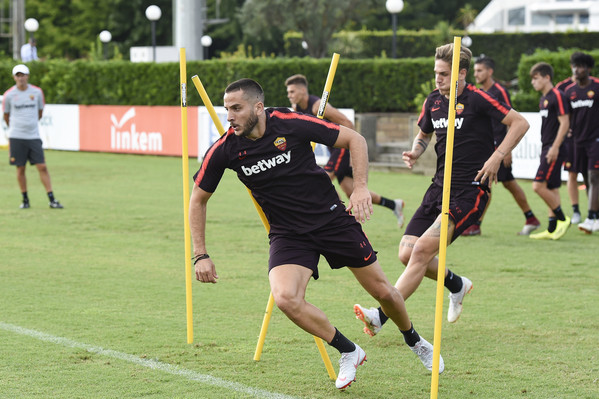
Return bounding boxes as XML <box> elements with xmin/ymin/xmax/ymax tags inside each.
<box><xmin>465</xmin><ymin>57</ymin><xmax>540</xmax><ymax>236</ymax></box>
<box><xmin>564</xmin><ymin>52</ymin><xmax>599</xmax><ymax>233</ymax></box>
<box><xmin>528</xmin><ymin>62</ymin><xmax>571</xmax><ymax>240</ymax></box>
<box><xmin>191</xmin><ymin>79</ymin><xmax>444</xmax><ymax>390</ymax></box>
<box><xmin>285</xmin><ymin>74</ymin><xmax>406</xmax><ymax>227</ymax></box>
<box><xmin>354</xmin><ymin>44</ymin><xmax>530</xmax><ymax>336</ymax></box>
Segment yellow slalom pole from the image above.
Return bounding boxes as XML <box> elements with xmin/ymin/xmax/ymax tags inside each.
<box><xmin>179</xmin><ymin>48</ymin><xmax>194</xmax><ymax>344</ymax></box>
<box><xmin>430</xmin><ymin>37</ymin><xmax>462</xmax><ymax>399</ymax></box>
<box><xmin>253</xmin><ymin>292</ymin><xmax>275</xmax><ymax>361</ymax></box>
<box><xmin>190</xmin><ymin>75</ymin><xmax>336</xmax><ymax>379</ymax></box>
<box><xmin>317</xmin><ymin>53</ymin><xmax>340</xmax><ymax>119</ymax></box>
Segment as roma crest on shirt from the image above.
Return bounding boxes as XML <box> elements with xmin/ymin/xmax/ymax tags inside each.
<box><xmin>543</xmin><ymin>99</ymin><xmax>549</xmax><ymax>108</ymax></box>
<box><xmin>456</xmin><ymin>103</ymin><xmax>464</xmax><ymax>115</ymax></box>
<box><xmin>587</xmin><ymin>90</ymin><xmax>595</xmax><ymax>99</ymax></box>
<box><xmin>274</xmin><ymin>137</ymin><xmax>287</xmax><ymax>151</ymax></box>
<box><xmin>29</xmin><ymin>94</ymin><xmax>35</xmax><ymax>101</ymax></box>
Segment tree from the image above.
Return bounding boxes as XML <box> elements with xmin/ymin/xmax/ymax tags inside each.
<box><xmin>239</xmin><ymin>0</ymin><xmax>378</xmax><ymax>58</ymax></box>
<box><xmin>456</xmin><ymin>4</ymin><xmax>479</xmax><ymax>30</ymax></box>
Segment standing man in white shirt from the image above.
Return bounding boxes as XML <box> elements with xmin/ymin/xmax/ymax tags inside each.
<box><xmin>20</xmin><ymin>38</ymin><xmax>39</xmax><ymax>62</ymax></box>
<box><xmin>3</xmin><ymin>64</ymin><xmax>63</xmax><ymax>209</ymax></box>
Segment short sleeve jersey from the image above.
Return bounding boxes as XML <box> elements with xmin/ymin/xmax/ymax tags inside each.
<box><xmin>418</xmin><ymin>83</ymin><xmax>510</xmax><ymax>187</ymax></box>
<box><xmin>539</xmin><ymin>87</ymin><xmax>570</xmax><ymax>149</ymax></box>
<box><xmin>194</xmin><ymin>107</ymin><xmax>343</xmax><ymax>235</ymax></box>
<box><xmin>2</xmin><ymin>84</ymin><xmax>44</xmax><ymax>140</ymax></box>
<box><xmin>565</xmin><ymin>77</ymin><xmax>599</xmax><ymax>144</ymax></box>
<box><xmin>294</xmin><ymin>95</ymin><xmax>320</xmax><ymax>115</ymax></box>
<box><xmin>487</xmin><ymin>82</ymin><xmax>511</xmax><ymax>146</ymax></box>
<box><xmin>555</xmin><ymin>77</ymin><xmax>574</xmax><ymax>93</ymax></box>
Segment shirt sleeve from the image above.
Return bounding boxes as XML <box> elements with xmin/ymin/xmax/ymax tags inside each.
<box><xmin>417</xmin><ymin>97</ymin><xmax>433</xmax><ymax>134</ymax></box>
<box><xmin>193</xmin><ymin>134</ymin><xmax>230</xmax><ymax>193</ymax></box>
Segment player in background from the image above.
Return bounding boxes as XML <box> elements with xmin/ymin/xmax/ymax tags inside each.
<box><xmin>528</xmin><ymin>62</ymin><xmax>571</xmax><ymax>240</ymax></box>
<box><xmin>354</xmin><ymin>44</ymin><xmax>530</xmax><ymax>336</ymax></box>
<box><xmin>285</xmin><ymin>74</ymin><xmax>405</xmax><ymax>227</ymax></box>
<box><xmin>564</xmin><ymin>52</ymin><xmax>599</xmax><ymax>233</ymax></box>
<box><xmin>461</xmin><ymin>57</ymin><xmax>540</xmax><ymax>236</ymax></box>
<box><xmin>191</xmin><ymin>78</ymin><xmax>444</xmax><ymax>390</ymax></box>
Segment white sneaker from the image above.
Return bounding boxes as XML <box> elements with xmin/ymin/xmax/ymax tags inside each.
<box><xmin>571</xmin><ymin>212</ymin><xmax>581</xmax><ymax>224</ymax></box>
<box><xmin>594</xmin><ymin>219</ymin><xmax>599</xmax><ymax>233</ymax></box>
<box><xmin>353</xmin><ymin>304</ymin><xmax>381</xmax><ymax>337</ymax></box>
<box><xmin>448</xmin><ymin>276</ymin><xmax>473</xmax><ymax>323</ymax></box>
<box><xmin>335</xmin><ymin>344</ymin><xmax>366</xmax><ymax>389</ymax></box>
<box><xmin>410</xmin><ymin>337</ymin><xmax>444</xmax><ymax>374</ymax></box>
<box><xmin>393</xmin><ymin>199</ymin><xmax>405</xmax><ymax>228</ymax></box>
<box><xmin>578</xmin><ymin>218</ymin><xmax>596</xmax><ymax>234</ymax></box>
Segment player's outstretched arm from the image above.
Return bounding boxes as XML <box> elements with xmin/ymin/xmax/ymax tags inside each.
<box><xmin>402</xmin><ymin>130</ymin><xmax>432</xmax><ymax>169</ymax></box>
<box><xmin>313</xmin><ymin>100</ymin><xmax>354</xmax><ymax>129</ymax></box>
<box><xmin>189</xmin><ymin>184</ymin><xmax>218</xmax><ymax>283</ymax></box>
<box><xmin>334</xmin><ymin>125</ymin><xmax>373</xmax><ymax>223</ymax></box>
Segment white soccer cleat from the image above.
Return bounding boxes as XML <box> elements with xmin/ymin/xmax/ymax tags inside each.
<box><xmin>393</xmin><ymin>199</ymin><xmax>405</xmax><ymax>228</ymax></box>
<box><xmin>571</xmin><ymin>212</ymin><xmax>581</xmax><ymax>224</ymax></box>
<box><xmin>578</xmin><ymin>218</ymin><xmax>597</xmax><ymax>234</ymax></box>
<box><xmin>410</xmin><ymin>337</ymin><xmax>444</xmax><ymax>374</ymax></box>
<box><xmin>354</xmin><ymin>304</ymin><xmax>382</xmax><ymax>337</ymax></box>
<box><xmin>335</xmin><ymin>344</ymin><xmax>366</xmax><ymax>389</ymax></box>
<box><xmin>448</xmin><ymin>276</ymin><xmax>473</xmax><ymax>323</ymax></box>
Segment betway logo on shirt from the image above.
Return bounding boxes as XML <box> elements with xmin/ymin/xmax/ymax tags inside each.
<box><xmin>570</xmin><ymin>99</ymin><xmax>594</xmax><ymax>109</ymax></box>
<box><xmin>241</xmin><ymin>151</ymin><xmax>292</xmax><ymax>176</ymax></box>
<box><xmin>432</xmin><ymin>117</ymin><xmax>464</xmax><ymax>130</ymax></box>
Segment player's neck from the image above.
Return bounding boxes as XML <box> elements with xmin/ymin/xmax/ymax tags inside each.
<box><xmin>244</xmin><ymin>115</ymin><xmax>267</xmax><ymax>141</ymax></box>
<box><xmin>577</xmin><ymin>77</ymin><xmax>590</xmax><ymax>87</ymax></box>
<box><xmin>480</xmin><ymin>78</ymin><xmax>494</xmax><ymax>92</ymax></box>
<box><xmin>16</xmin><ymin>83</ymin><xmax>28</xmax><ymax>91</ymax></box>
<box><xmin>541</xmin><ymin>83</ymin><xmax>553</xmax><ymax>96</ymax></box>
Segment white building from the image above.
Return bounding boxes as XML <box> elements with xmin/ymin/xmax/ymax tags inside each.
<box><xmin>469</xmin><ymin>0</ymin><xmax>599</xmax><ymax>33</ymax></box>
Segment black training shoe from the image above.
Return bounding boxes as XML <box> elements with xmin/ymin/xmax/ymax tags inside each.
<box><xmin>20</xmin><ymin>202</ymin><xmax>30</xmax><ymax>209</ymax></box>
<box><xmin>49</xmin><ymin>200</ymin><xmax>64</xmax><ymax>209</ymax></box>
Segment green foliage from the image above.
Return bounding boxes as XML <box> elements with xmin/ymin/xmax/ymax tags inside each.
<box><xmin>512</xmin><ymin>48</ymin><xmax>599</xmax><ymax>112</ymax></box>
<box><xmin>413</xmin><ymin>78</ymin><xmax>437</xmax><ymax>112</ymax></box>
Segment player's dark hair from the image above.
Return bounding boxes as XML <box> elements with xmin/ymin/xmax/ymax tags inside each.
<box><xmin>474</xmin><ymin>56</ymin><xmax>495</xmax><ymax>71</ymax></box>
<box><xmin>225</xmin><ymin>78</ymin><xmax>264</xmax><ymax>103</ymax></box>
<box><xmin>285</xmin><ymin>74</ymin><xmax>308</xmax><ymax>88</ymax></box>
<box><xmin>529</xmin><ymin>62</ymin><xmax>554</xmax><ymax>80</ymax></box>
<box><xmin>435</xmin><ymin>43</ymin><xmax>472</xmax><ymax>72</ymax></box>
<box><xmin>570</xmin><ymin>52</ymin><xmax>595</xmax><ymax>69</ymax></box>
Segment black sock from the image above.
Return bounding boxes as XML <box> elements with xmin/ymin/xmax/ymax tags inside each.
<box><xmin>572</xmin><ymin>204</ymin><xmax>580</xmax><ymax>214</ymax></box>
<box><xmin>377</xmin><ymin>307</ymin><xmax>389</xmax><ymax>326</ymax></box>
<box><xmin>400</xmin><ymin>323</ymin><xmax>421</xmax><ymax>347</ymax></box>
<box><xmin>444</xmin><ymin>269</ymin><xmax>463</xmax><ymax>294</ymax></box>
<box><xmin>524</xmin><ymin>210</ymin><xmax>534</xmax><ymax>219</ymax></box>
<box><xmin>327</xmin><ymin>328</ymin><xmax>356</xmax><ymax>354</ymax></box>
<box><xmin>47</xmin><ymin>191</ymin><xmax>55</xmax><ymax>202</ymax></box>
<box><xmin>475</xmin><ymin>220</ymin><xmax>482</xmax><ymax>226</ymax></box>
<box><xmin>379</xmin><ymin>197</ymin><xmax>395</xmax><ymax>210</ymax></box>
<box><xmin>548</xmin><ymin>217</ymin><xmax>557</xmax><ymax>233</ymax></box>
<box><xmin>552</xmin><ymin>206</ymin><xmax>565</xmax><ymax>221</ymax></box>
<box><xmin>589</xmin><ymin>210</ymin><xmax>598</xmax><ymax>220</ymax></box>
<box><xmin>22</xmin><ymin>192</ymin><xmax>29</xmax><ymax>203</ymax></box>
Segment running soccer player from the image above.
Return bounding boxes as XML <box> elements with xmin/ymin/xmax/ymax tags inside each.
<box><xmin>354</xmin><ymin>44</ymin><xmax>530</xmax><ymax>336</ymax></box>
<box><xmin>528</xmin><ymin>62</ymin><xmax>571</xmax><ymax>240</ymax></box>
<box><xmin>190</xmin><ymin>79</ymin><xmax>443</xmax><ymax>390</ymax></box>
<box><xmin>285</xmin><ymin>74</ymin><xmax>405</xmax><ymax>227</ymax></box>
<box><xmin>461</xmin><ymin>57</ymin><xmax>540</xmax><ymax>236</ymax></box>
<box><xmin>565</xmin><ymin>52</ymin><xmax>599</xmax><ymax>233</ymax></box>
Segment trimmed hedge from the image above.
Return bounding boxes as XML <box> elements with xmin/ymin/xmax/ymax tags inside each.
<box><xmin>0</xmin><ymin>57</ymin><xmax>434</xmax><ymax>112</ymax></box>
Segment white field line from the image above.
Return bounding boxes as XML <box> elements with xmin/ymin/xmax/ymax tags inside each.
<box><xmin>0</xmin><ymin>322</ymin><xmax>300</xmax><ymax>399</ymax></box>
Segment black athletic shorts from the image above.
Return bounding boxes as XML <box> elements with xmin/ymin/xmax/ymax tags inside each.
<box><xmin>575</xmin><ymin>139</ymin><xmax>599</xmax><ymax>172</ymax></box>
<box><xmin>9</xmin><ymin>138</ymin><xmax>45</xmax><ymax>166</ymax></box>
<box><xmin>534</xmin><ymin>147</ymin><xmax>565</xmax><ymax>190</ymax></box>
<box><xmin>324</xmin><ymin>148</ymin><xmax>353</xmax><ymax>183</ymax></box>
<box><xmin>405</xmin><ymin>183</ymin><xmax>489</xmax><ymax>242</ymax></box>
<box><xmin>562</xmin><ymin>134</ymin><xmax>575</xmax><ymax>172</ymax></box>
<box><xmin>497</xmin><ymin>162</ymin><xmax>515</xmax><ymax>182</ymax></box>
<box><xmin>268</xmin><ymin>213</ymin><xmax>377</xmax><ymax>280</ymax></box>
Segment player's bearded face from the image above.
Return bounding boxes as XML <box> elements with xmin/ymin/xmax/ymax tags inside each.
<box><xmin>434</xmin><ymin>60</ymin><xmax>452</xmax><ymax>95</ymax></box>
<box><xmin>240</xmin><ymin>110</ymin><xmax>259</xmax><ymax>137</ymax></box>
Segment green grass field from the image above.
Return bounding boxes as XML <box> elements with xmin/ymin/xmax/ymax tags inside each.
<box><xmin>1</xmin><ymin>149</ymin><xmax>597</xmax><ymax>399</ymax></box>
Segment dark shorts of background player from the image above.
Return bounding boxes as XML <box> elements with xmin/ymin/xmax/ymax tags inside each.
<box><xmin>9</xmin><ymin>138</ymin><xmax>45</xmax><ymax>166</ymax></box>
<box><xmin>562</xmin><ymin>135</ymin><xmax>575</xmax><ymax>172</ymax></box>
<box><xmin>534</xmin><ymin>147</ymin><xmax>565</xmax><ymax>189</ymax></box>
<box><xmin>405</xmin><ymin>183</ymin><xmax>489</xmax><ymax>242</ymax></box>
<box><xmin>324</xmin><ymin>148</ymin><xmax>353</xmax><ymax>183</ymax></box>
<box><xmin>268</xmin><ymin>215</ymin><xmax>376</xmax><ymax>280</ymax></box>
<box><xmin>574</xmin><ymin>140</ymin><xmax>599</xmax><ymax>172</ymax></box>
<box><xmin>497</xmin><ymin>162</ymin><xmax>515</xmax><ymax>182</ymax></box>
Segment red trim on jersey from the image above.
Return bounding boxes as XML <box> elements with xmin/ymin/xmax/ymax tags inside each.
<box><xmin>551</xmin><ymin>87</ymin><xmax>566</xmax><ymax>115</ymax></box>
<box><xmin>452</xmin><ymin>188</ymin><xmax>485</xmax><ymax>230</ymax></box>
<box><xmin>417</xmin><ymin>97</ymin><xmax>428</xmax><ymax>125</ymax></box>
<box><xmin>270</xmin><ymin>109</ymin><xmax>339</xmax><ymax>131</ymax></box>
<box><xmin>591</xmin><ymin>76</ymin><xmax>599</xmax><ymax>84</ymax></box>
<box><xmin>492</xmin><ymin>82</ymin><xmax>511</xmax><ymax>107</ymax></box>
<box><xmin>194</xmin><ymin>128</ymin><xmax>234</xmax><ymax>186</ymax></box>
<box><xmin>469</xmin><ymin>85</ymin><xmax>510</xmax><ymax>115</ymax></box>
<box><xmin>334</xmin><ymin>148</ymin><xmax>346</xmax><ymax>172</ymax></box>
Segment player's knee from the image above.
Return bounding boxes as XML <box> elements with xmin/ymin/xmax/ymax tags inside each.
<box><xmin>272</xmin><ymin>291</ymin><xmax>302</xmax><ymax>316</ymax></box>
<box><xmin>370</xmin><ymin>283</ymin><xmax>399</xmax><ymax>305</ymax></box>
<box><xmin>532</xmin><ymin>181</ymin><xmax>543</xmax><ymax>194</ymax></box>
